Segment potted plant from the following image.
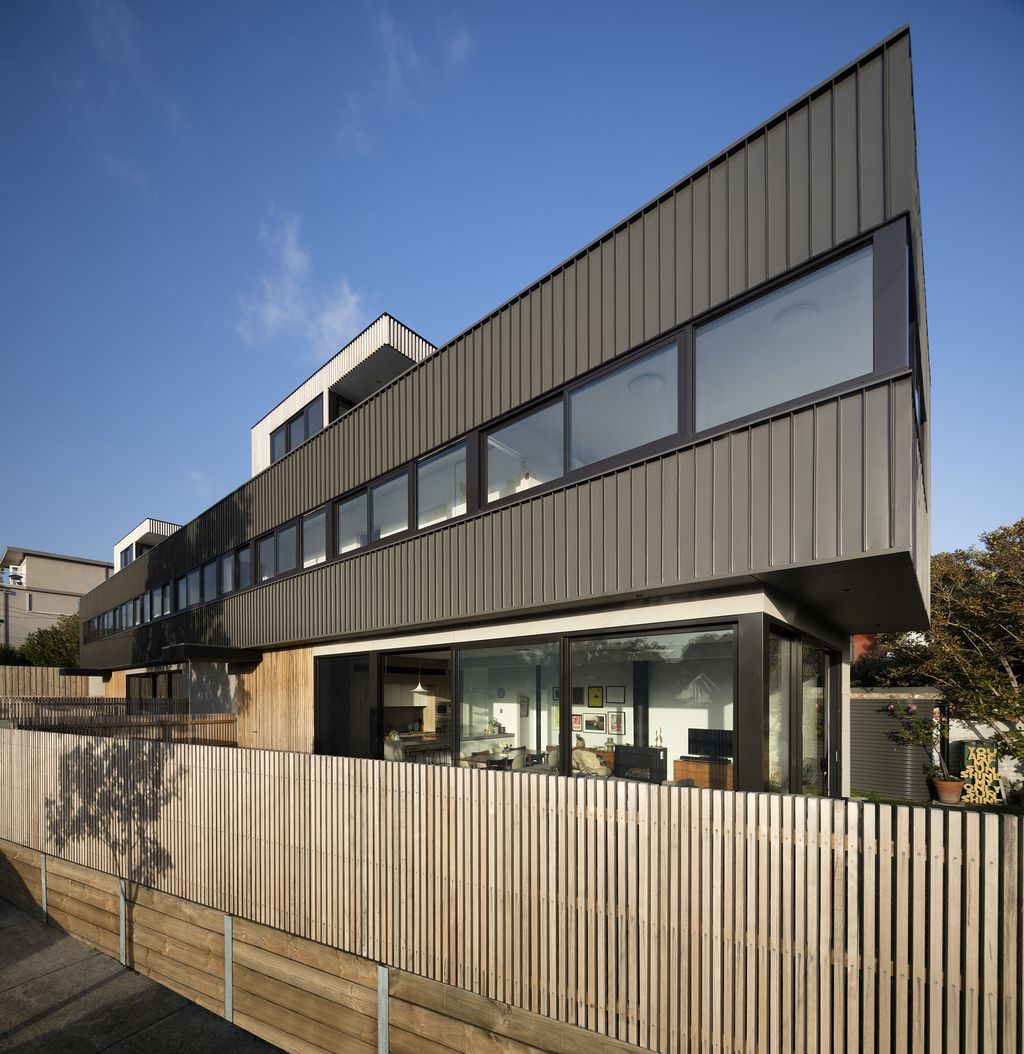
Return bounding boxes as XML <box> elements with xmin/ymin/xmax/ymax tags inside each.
<box><xmin>885</xmin><ymin>700</ymin><xmax>964</xmax><ymax>804</ymax></box>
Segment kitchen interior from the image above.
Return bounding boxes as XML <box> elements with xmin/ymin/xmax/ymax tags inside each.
<box><xmin>382</xmin><ymin>650</ymin><xmax>452</xmax><ymax>759</ymax></box>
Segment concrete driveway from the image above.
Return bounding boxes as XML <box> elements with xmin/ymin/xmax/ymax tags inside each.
<box><xmin>0</xmin><ymin>899</ymin><xmax>278</xmax><ymax>1053</ymax></box>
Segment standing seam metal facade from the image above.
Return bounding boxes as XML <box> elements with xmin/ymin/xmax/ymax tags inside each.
<box><xmin>80</xmin><ymin>29</ymin><xmax>928</xmax><ymax>670</ymax></box>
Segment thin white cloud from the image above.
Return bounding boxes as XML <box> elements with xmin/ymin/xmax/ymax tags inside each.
<box><xmin>445</xmin><ymin>25</ymin><xmax>472</xmax><ymax>67</ymax></box>
<box><xmin>376</xmin><ymin>10</ymin><xmax>421</xmax><ymax>100</ymax></box>
<box><xmin>101</xmin><ymin>153</ymin><xmax>150</xmax><ymax>194</ymax></box>
<box><xmin>238</xmin><ymin>213</ymin><xmax>368</xmax><ymax>362</ymax></box>
<box><xmin>337</xmin><ymin>10</ymin><xmax>471</xmax><ymax>155</ymax></box>
<box><xmin>82</xmin><ymin>0</ymin><xmax>138</xmax><ymax>70</ymax></box>
<box><xmin>186</xmin><ymin>469</ymin><xmax>213</xmax><ymax>500</ymax></box>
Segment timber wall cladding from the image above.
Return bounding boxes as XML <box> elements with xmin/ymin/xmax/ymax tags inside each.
<box><xmin>235</xmin><ymin>646</ymin><xmax>313</xmax><ymax>752</ymax></box>
<box><xmin>0</xmin><ymin>665</ymin><xmax>94</xmax><ymax>697</ymax></box>
<box><xmin>80</xmin><ymin>29</ymin><xmax>922</xmax><ymax>626</ymax></box>
<box><xmin>1</xmin><ymin>730</ymin><xmax>1022</xmax><ymax>1053</ymax></box>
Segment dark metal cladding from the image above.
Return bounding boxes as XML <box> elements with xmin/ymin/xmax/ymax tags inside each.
<box><xmin>81</xmin><ymin>27</ymin><xmax>929</xmax><ymax>669</ymax></box>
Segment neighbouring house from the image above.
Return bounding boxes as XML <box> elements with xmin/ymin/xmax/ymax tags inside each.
<box><xmin>77</xmin><ymin>27</ymin><xmax>929</xmax><ymax>798</ymax></box>
<box><xmin>0</xmin><ymin>547</ymin><xmax>113</xmax><ymax>650</ymax></box>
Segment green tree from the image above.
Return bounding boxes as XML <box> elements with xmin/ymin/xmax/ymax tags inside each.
<box><xmin>0</xmin><ymin>642</ymin><xmax>29</xmax><ymax>666</ymax></box>
<box><xmin>21</xmin><ymin>613</ymin><xmax>80</xmax><ymax>668</ymax></box>
<box><xmin>853</xmin><ymin>518</ymin><xmax>1024</xmax><ymax>761</ymax></box>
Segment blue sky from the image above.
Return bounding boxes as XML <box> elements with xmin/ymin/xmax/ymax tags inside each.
<box><xmin>0</xmin><ymin>0</ymin><xmax>1021</xmax><ymax>563</ymax></box>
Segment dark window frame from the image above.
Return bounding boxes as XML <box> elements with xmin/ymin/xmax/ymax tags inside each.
<box><xmin>269</xmin><ymin>395</ymin><xmax>326</xmax><ymax>465</ymax></box>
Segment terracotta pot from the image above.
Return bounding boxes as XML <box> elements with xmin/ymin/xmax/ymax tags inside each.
<box><xmin>931</xmin><ymin>778</ymin><xmax>965</xmax><ymax>805</ymax></box>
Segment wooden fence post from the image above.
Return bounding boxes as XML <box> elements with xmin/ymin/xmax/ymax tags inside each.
<box><xmin>118</xmin><ymin>878</ymin><xmax>126</xmax><ymax>966</ymax></box>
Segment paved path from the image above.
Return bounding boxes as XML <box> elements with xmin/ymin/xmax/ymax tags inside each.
<box><xmin>0</xmin><ymin>899</ymin><xmax>278</xmax><ymax>1053</ymax></box>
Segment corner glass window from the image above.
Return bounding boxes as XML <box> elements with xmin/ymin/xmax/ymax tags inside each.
<box><xmin>258</xmin><ymin>536</ymin><xmax>275</xmax><ymax>582</ymax></box>
<box><xmin>202</xmin><ymin>561</ymin><xmax>217</xmax><ymax>601</ymax></box>
<box><xmin>695</xmin><ymin>245</ymin><xmax>873</xmax><ymax>432</ymax></box>
<box><xmin>417</xmin><ymin>444</ymin><xmax>467</xmax><ymax>528</ymax></box>
<box><xmin>302</xmin><ymin>509</ymin><xmax>327</xmax><ymax>567</ymax></box>
<box><xmin>186</xmin><ymin>569</ymin><xmax>201</xmax><ymax>607</ymax></box>
<box><xmin>486</xmin><ymin>402</ymin><xmax>564</xmax><ymax>502</ymax></box>
<box><xmin>766</xmin><ymin>634</ymin><xmax>793</xmax><ymax>792</ymax></box>
<box><xmin>271</xmin><ymin>425</ymin><xmax>287</xmax><ymax>465</ymax></box>
<box><xmin>277</xmin><ymin>523</ymin><xmax>298</xmax><ymax>574</ymax></box>
<box><xmin>568</xmin><ymin>628</ymin><xmax>734</xmax><ymax>786</ymax></box>
<box><xmin>569</xmin><ymin>343</ymin><xmax>678</xmax><ymax>470</ymax></box>
<box><xmin>371</xmin><ymin>475</ymin><xmax>408</xmax><ymax>541</ymax></box>
<box><xmin>237</xmin><ymin>546</ymin><xmax>252</xmax><ymax>590</ymax></box>
<box><xmin>337</xmin><ymin>493</ymin><xmax>368</xmax><ymax>553</ymax></box>
<box><xmin>220</xmin><ymin>553</ymin><xmax>235</xmax><ymax>595</ymax></box>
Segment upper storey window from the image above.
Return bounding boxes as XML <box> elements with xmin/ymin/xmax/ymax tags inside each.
<box><xmin>371</xmin><ymin>475</ymin><xmax>408</xmax><ymax>541</ymax></box>
<box><xmin>417</xmin><ymin>444</ymin><xmax>467</xmax><ymax>528</ymax></box>
<box><xmin>486</xmin><ymin>403</ymin><xmax>563</xmax><ymax>503</ymax></box>
<box><xmin>695</xmin><ymin>246</ymin><xmax>873</xmax><ymax>433</ymax></box>
<box><xmin>270</xmin><ymin>396</ymin><xmax>325</xmax><ymax>466</ymax></box>
<box><xmin>569</xmin><ymin>344</ymin><xmax>678</xmax><ymax>470</ymax></box>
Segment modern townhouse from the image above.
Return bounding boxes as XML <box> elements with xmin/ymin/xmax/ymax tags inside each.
<box><xmin>78</xmin><ymin>26</ymin><xmax>929</xmax><ymax>800</ymax></box>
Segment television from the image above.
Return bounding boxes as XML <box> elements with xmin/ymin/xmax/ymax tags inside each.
<box><xmin>687</xmin><ymin>728</ymin><xmax>733</xmax><ymax>760</ymax></box>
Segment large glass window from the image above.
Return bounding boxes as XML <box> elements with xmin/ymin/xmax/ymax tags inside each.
<box><xmin>569</xmin><ymin>343</ymin><xmax>678</xmax><ymax>470</ymax></box>
<box><xmin>258</xmin><ymin>536</ymin><xmax>275</xmax><ymax>582</ymax></box>
<box><xmin>766</xmin><ymin>634</ymin><xmax>794</xmax><ymax>792</ymax></box>
<box><xmin>417</xmin><ymin>444</ymin><xmax>467</xmax><ymax>528</ymax></box>
<box><xmin>176</xmin><ymin>577</ymin><xmax>187</xmax><ymax>611</ymax></box>
<box><xmin>695</xmin><ymin>246</ymin><xmax>874</xmax><ymax>432</ymax></box>
<box><xmin>237</xmin><ymin>545</ymin><xmax>252</xmax><ymax>589</ymax></box>
<box><xmin>569</xmin><ymin>628</ymin><xmax>734</xmax><ymax>786</ymax></box>
<box><xmin>186</xmin><ymin>569</ymin><xmax>201</xmax><ymax>607</ymax></box>
<box><xmin>371</xmin><ymin>475</ymin><xmax>408</xmax><ymax>540</ymax></box>
<box><xmin>457</xmin><ymin>643</ymin><xmax>560</xmax><ymax>771</ymax></box>
<box><xmin>142</xmin><ymin>592</ymin><xmax>150</xmax><ymax>623</ymax></box>
<box><xmin>337</xmin><ymin>494</ymin><xmax>368</xmax><ymax>553</ymax></box>
<box><xmin>302</xmin><ymin>509</ymin><xmax>327</xmax><ymax>567</ymax></box>
<box><xmin>277</xmin><ymin>524</ymin><xmax>298</xmax><ymax>575</ymax></box>
<box><xmin>161</xmin><ymin>583</ymin><xmax>171</xmax><ymax>616</ymax></box>
<box><xmin>150</xmin><ymin>588</ymin><xmax>162</xmax><ymax>620</ymax></box>
<box><xmin>486</xmin><ymin>402</ymin><xmax>564</xmax><ymax>502</ymax></box>
<box><xmin>202</xmin><ymin>561</ymin><xmax>217</xmax><ymax>602</ymax></box>
<box><xmin>220</xmin><ymin>553</ymin><xmax>235</xmax><ymax>595</ymax></box>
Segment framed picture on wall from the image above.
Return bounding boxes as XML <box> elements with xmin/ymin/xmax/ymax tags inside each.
<box><xmin>552</xmin><ymin>687</ymin><xmax>560</xmax><ymax>701</ymax></box>
<box><xmin>608</xmin><ymin>710</ymin><xmax>625</xmax><ymax>735</ymax></box>
<box><xmin>584</xmin><ymin>714</ymin><xmax>606</xmax><ymax>733</ymax></box>
<box><xmin>573</xmin><ymin>687</ymin><xmax>584</xmax><ymax>707</ymax></box>
<box><xmin>587</xmin><ymin>686</ymin><xmax>604</xmax><ymax>708</ymax></box>
<box><xmin>571</xmin><ymin>714</ymin><xmax>583</xmax><ymax>732</ymax></box>
<box><xmin>519</xmin><ymin>693</ymin><xmax>529</xmax><ymax>717</ymax></box>
<box><xmin>606</xmin><ymin>686</ymin><xmax>626</xmax><ymax>705</ymax></box>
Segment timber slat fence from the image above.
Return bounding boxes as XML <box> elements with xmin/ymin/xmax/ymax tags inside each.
<box><xmin>0</xmin><ymin>665</ymin><xmax>95</xmax><ymax>697</ymax></box>
<box><xmin>0</xmin><ymin>727</ymin><xmax>1020</xmax><ymax>1053</ymax></box>
<box><xmin>0</xmin><ymin>697</ymin><xmax>190</xmax><ymax>722</ymax></box>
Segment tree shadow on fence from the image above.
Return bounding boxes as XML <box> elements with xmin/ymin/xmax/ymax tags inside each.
<box><xmin>44</xmin><ymin>737</ymin><xmax>182</xmax><ymax>887</ymax></box>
